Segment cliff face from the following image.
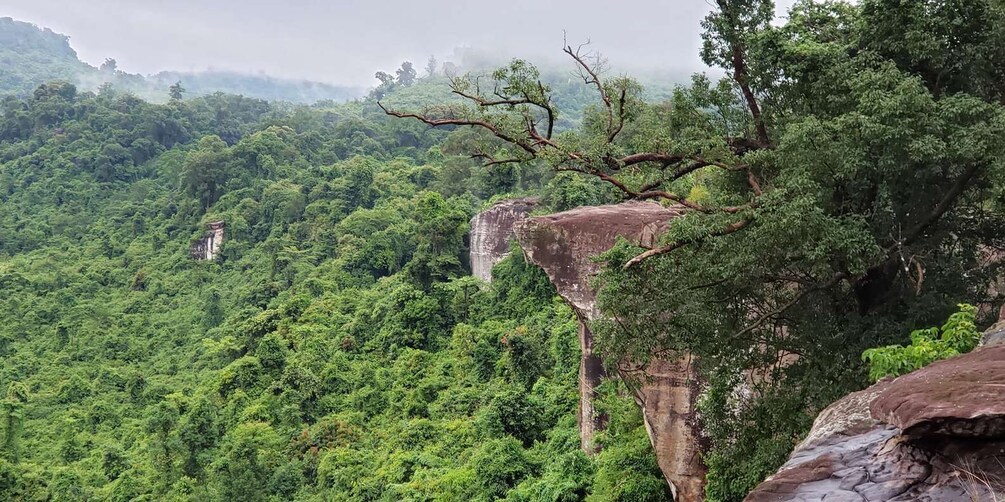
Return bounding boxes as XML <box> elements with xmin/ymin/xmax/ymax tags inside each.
<box><xmin>513</xmin><ymin>201</ymin><xmax>707</xmax><ymax>501</ymax></box>
<box><xmin>190</xmin><ymin>221</ymin><xmax>224</xmax><ymax>260</ymax></box>
<box><xmin>747</xmin><ymin>331</ymin><xmax>1005</xmax><ymax>501</ymax></box>
<box><xmin>469</xmin><ymin>198</ymin><xmax>539</xmax><ymax>282</ymax></box>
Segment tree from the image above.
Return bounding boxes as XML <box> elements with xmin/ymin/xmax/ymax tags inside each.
<box><xmin>395</xmin><ymin>61</ymin><xmax>417</xmax><ymax>86</ymax></box>
<box><xmin>169</xmin><ymin>81</ymin><xmax>185</xmax><ymax>101</ymax></box>
<box><xmin>0</xmin><ymin>383</ymin><xmax>27</xmax><ymax>463</ymax></box>
<box><xmin>181</xmin><ymin>135</ymin><xmax>231</xmax><ymax>209</ymax></box>
<box><xmin>371</xmin><ymin>71</ymin><xmax>396</xmax><ymax>99</ymax></box>
<box><xmin>374</xmin><ymin>71</ymin><xmax>394</xmax><ymax>87</ymax></box>
<box><xmin>425</xmin><ymin>55</ymin><xmax>438</xmax><ymax>78</ymax></box>
<box><xmin>382</xmin><ymin>1</ymin><xmax>1005</xmax><ymax>498</ymax></box>
<box><xmin>100</xmin><ymin>57</ymin><xmax>117</xmax><ymax>72</ymax></box>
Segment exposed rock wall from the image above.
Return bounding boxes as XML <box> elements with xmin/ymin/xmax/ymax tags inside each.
<box><xmin>469</xmin><ymin>198</ymin><xmax>539</xmax><ymax>282</ymax></box>
<box><xmin>190</xmin><ymin>220</ymin><xmax>224</xmax><ymax>260</ymax></box>
<box><xmin>513</xmin><ymin>201</ymin><xmax>707</xmax><ymax>501</ymax></box>
<box><xmin>747</xmin><ymin>340</ymin><xmax>1005</xmax><ymax>501</ymax></box>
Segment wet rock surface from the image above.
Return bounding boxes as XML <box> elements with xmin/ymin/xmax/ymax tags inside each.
<box><xmin>747</xmin><ymin>344</ymin><xmax>1005</xmax><ymax>501</ymax></box>
<box><xmin>513</xmin><ymin>202</ymin><xmax>707</xmax><ymax>501</ymax></box>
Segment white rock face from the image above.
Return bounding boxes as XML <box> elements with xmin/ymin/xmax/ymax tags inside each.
<box><xmin>468</xmin><ymin>198</ymin><xmax>539</xmax><ymax>281</ymax></box>
<box><xmin>191</xmin><ymin>221</ymin><xmax>225</xmax><ymax>260</ymax></box>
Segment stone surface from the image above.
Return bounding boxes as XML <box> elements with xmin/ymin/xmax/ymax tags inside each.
<box><xmin>747</xmin><ymin>343</ymin><xmax>1005</xmax><ymax>502</ymax></box>
<box><xmin>468</xmin><ymin>197</ymin><xmax>539</xmax><ymax>282</ymax></box>
<box><xmin>981</xmin><ymin>320</ymin><xmax>1005</xmax><ymax>347</ymax></box>
<box><xmin>514</xmin><ymin>201</ymin><xmax>680</xmax><ymax>317</ymax></box>
<box><xmin>190</xmin><ymin>220</ymin><xmax>224</xmax><ymax>260</ymax></box>
<box><xmin>870</xmin><ymin>344</ymin><xmax>1005</xmax><ymax>438</ymax></box>
<box><xmin>513</xmin><ymin>201</ymin><xmax>707</xmax><ymax>501</ymax></box>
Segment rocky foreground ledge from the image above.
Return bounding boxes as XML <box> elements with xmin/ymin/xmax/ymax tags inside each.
<box><xmin>747</xmin><ymin>332</ymin><xmax>1005</xmax><ymax>501</ymax></box>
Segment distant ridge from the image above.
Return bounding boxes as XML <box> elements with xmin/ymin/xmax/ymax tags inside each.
<box><xmin>0</xmin><ymin>17</ymin><xmax>364</xmax><ymax>103</ymax></box>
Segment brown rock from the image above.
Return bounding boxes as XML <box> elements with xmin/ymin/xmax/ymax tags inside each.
<box><xmin>514</xmin><ymin>201</ymin><xmax>679</xmax><ymax>317</ymax></box>
<box><xmin>513</xmin><ymin>202</ymin><xmax>707</xmax><ymax>501</ymax></box>
<box><xmin>748</xmin><ymin>342</ymin><xmax>1005</xmax><ymax>501</ymax></box>
<box><xmin>981</xmin><ymin>320</ymin><xmax>1005</xmax><ymax>347</ymax></box>
<box><xmin>870</xmin><ymin>345</ymin><xmax>1005</xmax><ymax>438</ymax></box>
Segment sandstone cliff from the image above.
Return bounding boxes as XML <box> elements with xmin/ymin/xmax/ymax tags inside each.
<box><xmin>513</xmin><ymin>201</ymin><xmax>707</xmax><ymax>501</ymax></box>
<box><xmin>190</xmin><ymin>220</ymin><xmax>224</xmax><ymax>260</ymax></box>
<box><xmin>747</xmin><ymin>330</ymin><xmax>1005</xmax><ymax>501</ymax></box>
<box><xmin>469</xmin><ymin>197</ymin><xmax>539</xmax><ymax>282</ymax></box>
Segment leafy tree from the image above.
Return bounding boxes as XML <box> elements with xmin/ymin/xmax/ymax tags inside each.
<box><xmin>396</xmin><ymin>61</ymin><xmax>417</xmax><ymax>86</ymax></box>
<box><xmin>425</xmin><ymin>55</ymin><xmax>438</xmax><ymax>78</ymax></box>
<box><xmin>211</xmin><ymin>422</ymin><xmax>282</xmax><ymax>500</ymax></box>
<box><xmin>375</xmin><ymin>71</ymin><xmax>395</xmax><ymax>87</ymax></box>
<box><xmin>169</xmin><ymin>81</ymin><xmax>185</xmax><ymax>101</ymax></box>
<box><xmin>181</xmin><ymin>135</ymin><xmax>231</xmax><ymax>209</ymax></box>
<box><xmin>0</xmin><ymin>383</ymin><xmax>27</xmax><ymax>463</ymax></box>
<box><xmin>863</xmin><ymin>303</ymin><xmax>980</xmax><ymax>381</ymax></box>
<box><xmin>407</xmin><ymin>191</ymin><xmax>470</xmax><ymax>286</ymax></box>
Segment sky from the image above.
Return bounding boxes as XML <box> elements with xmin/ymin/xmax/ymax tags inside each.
<box><xmin>3</xmin><ymin>0</ymin><xmax>798</xmax><ymax>87</ymax></box>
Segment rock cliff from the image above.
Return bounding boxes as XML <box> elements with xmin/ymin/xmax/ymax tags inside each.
<box><xmin>747</xmin><ymin>337</ymin><xmax>1005</xmax><ymax>501</ymax></box>
<box><xmin>469</xmin><ymin>198</ymin><xmax>539</xmax><ymax>282</ymax></box>
<box><xmin>513</xmin><ymin>201</ymin><xmax>707</xmax><ymax>501</ymax></box>
<box><xmin>190</xmin><ymin>220</ymin><xmax>224</xmax><ymax>260</ymax></box>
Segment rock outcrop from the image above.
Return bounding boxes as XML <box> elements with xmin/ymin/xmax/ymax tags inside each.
<box><xmin>747</xmin><ymin>342</ymin><xmax>1005</xmax><ymax>501</ymax></box>
<box><xmin>190</xmin><ymin>220</ymin><xmax>224</xmax><ymax>260</ymax></box>
<box><xmin>514</xmin><ymin>201</ymin><xmax>707</xmax><ymax>501</ymax></box>
<box><xmin>469</xmin><ymin>198</ymin><xmax>539</xmax><ymax>282</ymax></box>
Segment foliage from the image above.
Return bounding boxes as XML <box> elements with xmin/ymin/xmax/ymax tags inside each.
<box><xmin>0</xmin><ymin>17</ymin><xmax>362</xmax><ymax>104</ymax></box>
<box><xmin>0</xmin><ymin>68</ymin><xmax>665</xmax><ymax>500</ymax></box>
<box><xmin>380</xmin><ymin>1</ymin><xmax>1005</xmax><ymax>500</ymax></box>
<box><xmin>862</xmin><ymin>304</ymin><xmax>980</xmax><ymax>382</ymax></box>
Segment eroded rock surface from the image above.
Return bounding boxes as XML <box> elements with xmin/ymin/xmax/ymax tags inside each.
<box><xmin>981</xmin><ymin>320</ymin><xmax>1005</xmax><ymax>346</ymax></box>
<box><xmin>190</xmin><ymin>220</ymin><xmax>224</xmax><ymax>260</ymax></box>
<box><xmin>870</xmin><ymin>345</ymin><xmax>1005</xmax><ymax>438</ymax></box>
<box><xmin>747</xmin><ymin>343</ymin><xmax>1005</xmax><ymax>501</ymax></box>
<box><xmin>469</xmin><ymin>197</ymin><xmax>539</xmax><ymax>282</ymax></box>
<box><xmin>513</xmin><ymin>201</ymin><xmax>707</xmax><ymax>501</ymax></box>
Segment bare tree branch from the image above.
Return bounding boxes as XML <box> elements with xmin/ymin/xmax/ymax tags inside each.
<box><xmin>731</xmin><ymin>273</ymin><xmax>846</xmax><ymax>341</ymax></box>
<box><xmin>376</xmin><ymin>101</ymin><xmax>537</xmax><ymax>155</ymax></box>
<box><xmin>623</xmin><ymin>217</ymin><xmax>754</xmax><ymax>269</ymax></box>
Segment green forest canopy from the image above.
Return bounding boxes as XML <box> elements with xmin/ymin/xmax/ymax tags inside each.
<box><xmin>0</xmin><ymin>55</ymin><xmax>667</xmax><ymax>501</ymax></box>
<box><xmin>2</xmin><ymin>0</ymin><xmax>1005</xmax><ymax>501</ymax></box>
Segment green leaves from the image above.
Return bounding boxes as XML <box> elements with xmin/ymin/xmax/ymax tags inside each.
<box><xmin>862</xmin><ymin>304</ymin><xmax>980</xmax><ymax>382</ymax></box>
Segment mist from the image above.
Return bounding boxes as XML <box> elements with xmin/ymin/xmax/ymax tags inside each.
<box><xmin>3</xmin><ymin>0</ymin><xmax>798</xmax><ymax>87</ymax></box>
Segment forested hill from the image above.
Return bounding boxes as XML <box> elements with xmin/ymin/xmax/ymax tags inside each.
<box><xmin>0</xmin><ymin>68</ymin><xmax>668</xmax><ymax>499</ymax></box>
<box><xmin>0</xmin><ymin>17</ymin><xmax>91</xmax><ymax>95</ymax></box>
<box><xmin>0</xmin><ymin>17</ymin><xmax>363</xmax><ymax>103</ymax></box>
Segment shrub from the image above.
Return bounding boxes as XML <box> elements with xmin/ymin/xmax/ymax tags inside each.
<box><xmin>862</xmin><ymin>304</ymin><xmax>979</xmax><ymax>381</ymax></box>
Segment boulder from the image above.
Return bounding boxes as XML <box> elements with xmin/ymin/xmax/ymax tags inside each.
<box><xmin>870</xmin><ymin>344</ymin><xmax>1005</xmax><ymax>438</ymax></box>
<box><xmin>514</xmin><ymin>201</ymin><xmax>707</xmax><ymax>501</ymax></box>
<box><xmin>747</xmin><ymin>343</ymin><xmax>1005</xmax><ymax>501</ymax></box>
<box><xmin>469</xmin><ymin>197</ymin><xmax>539</xmax><ymax>282</ymax></box>
<box><xmin>981</xmin><ymin>320</ymin><xmax>1005</xmax><ymax>347</ymax></box>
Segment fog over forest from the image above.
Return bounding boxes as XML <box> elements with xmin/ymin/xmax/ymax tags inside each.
<box><xmin>4</xmin><ymin>0</ymin><xmax>797</xmax><ymax>86</ymax></box>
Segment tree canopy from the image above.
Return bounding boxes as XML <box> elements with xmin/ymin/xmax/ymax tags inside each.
<box><xmin>382</xmin><ymin>0</ymin><xmax>1005</xmax><ymax>499</ymax></box>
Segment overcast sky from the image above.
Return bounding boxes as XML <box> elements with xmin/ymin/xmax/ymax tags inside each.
<box><xmin>3</xmin><ymin>0</ymin><xmax>798</xmax><ymax>87</ymax></box>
